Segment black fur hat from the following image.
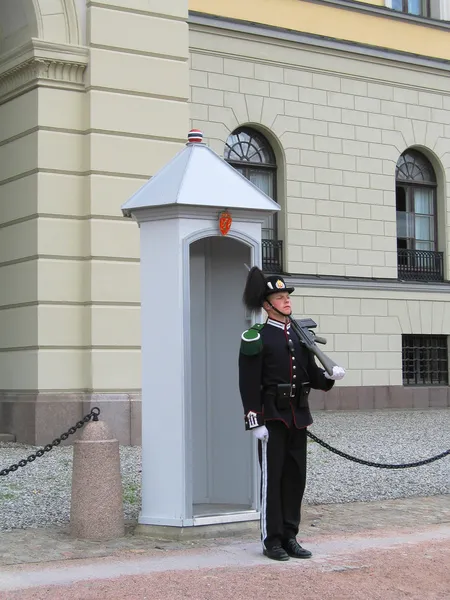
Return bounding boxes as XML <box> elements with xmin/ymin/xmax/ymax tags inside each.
<box><xmin>242</xmin><ymin>266</ymin><xmax>294</xmax><ymax>310</ymax></box>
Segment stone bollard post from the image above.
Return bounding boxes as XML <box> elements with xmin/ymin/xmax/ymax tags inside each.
<box><xmin>70</xmin><ymin>418</ymin><xmax>125</xmax><ymax>540</ymax></box>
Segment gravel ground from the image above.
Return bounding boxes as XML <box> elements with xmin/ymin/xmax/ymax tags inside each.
<box><xmin>0</xmin><ymin>409</ymin><xmax>448</xmax><ymax>532</ymax></box>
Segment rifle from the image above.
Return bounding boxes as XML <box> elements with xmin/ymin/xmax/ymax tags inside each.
<box><xmin>289</xmin><ymin>317</ymin><xmax>338</xmax><ymax>376</ymax></box>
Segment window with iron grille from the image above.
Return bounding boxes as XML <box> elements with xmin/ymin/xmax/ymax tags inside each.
<box><xmin>402</xmin><ymin>335</ymin><xmax>448</xmax><ymax>385</ymax></box>
<box><xmin>395</xmin><ymin>150</ymin><xmax>443</xmax><ymax>282</ymax></box>
<box><xmin>224</xmin><ymin>127</ymin><xmax>277</xmax><ymax>240</ymax></box>
<box><xmin>396</xmin><ymin>150</ymin><xmax>437</xmax><ymax>254</ymax></box>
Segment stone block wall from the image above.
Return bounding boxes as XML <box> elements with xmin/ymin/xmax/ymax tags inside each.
<box><xmin>290</xmin><ymin>286</ymin><xmax>450</xmax><ymax>390</ymax></box>
<box><xmin>189</xmin><ymin>41</ymin><xmax>450</xmax><ymax>279</ymax></box>
<box><xmin>188</xmin><ymin>22</ymin><xmax>450</xmax><ymax>397</ymax></box>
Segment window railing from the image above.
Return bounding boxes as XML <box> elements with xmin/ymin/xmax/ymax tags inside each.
<box><xmin>397</xmin><ymin>249</ymin><xmax>444</xmax><ymax>282</ymax></box>
<box><xmin>262</xmin><ymin>239</ymin><xmax>283</xmax><ymax>273</ymax></box>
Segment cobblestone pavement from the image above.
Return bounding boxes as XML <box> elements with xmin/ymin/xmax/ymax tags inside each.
<box><xmin>0</xmin><ymin>525</ymin><xmax>449</xmax><ymax>600</ymax></box>
<box><xmin>1</xmin><ymin>494</ymin><xmax>449</xmax><ymax>567</ymax></box>
<box><xmin>1</xmin><ymin>408</ymin><xmax>448</xmax><ymax>599</ymax></box>
<box><xmin>2</xmin><ymin>536</ymin><xmax>449</xmax><ymax>600</ymax></box>
<box><xmin>0</xmin><ymin>495</ymin><xmax>449</xmax><ymax>599</ymax></box>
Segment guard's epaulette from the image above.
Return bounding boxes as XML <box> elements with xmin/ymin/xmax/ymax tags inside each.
<box><xmin>240</xmin><ymin>323</ymin><xmax>265</xmax><ymax>356</ymax></box>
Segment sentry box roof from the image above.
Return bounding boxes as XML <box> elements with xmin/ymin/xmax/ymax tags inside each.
<box><xmin>121</xmin><ymin>130</ymin><xmax>280</xmax><ymax>217</ymax></box>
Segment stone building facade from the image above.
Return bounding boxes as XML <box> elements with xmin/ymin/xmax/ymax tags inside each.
<box><xmin>188</xmin><ymin>9</ymin><xmax>450</xmax><ymax>407</ymax></box>
<box><xmin>1</xmin><ymin>0</ymin><xmax>449</xmax><ymax>444</ymax></box>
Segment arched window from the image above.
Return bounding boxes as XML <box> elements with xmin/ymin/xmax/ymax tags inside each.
<box><xmin>225</xmin><ymin>128</ymin><xmax>282</xmax><ymax>271</ymax></box>
<box><xmin>396</xmin><ymin>150</ymin><xmax>442</xmax><ymax>281</ymax></box>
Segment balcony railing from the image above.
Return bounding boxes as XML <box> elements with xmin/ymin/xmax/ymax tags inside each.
<box><xmin>262</xmin><ymin>239</ymin><xmax>283</xmax><ymax>273</ymax></box>
<box><xmin>397</xmin><ymin>249</ymin><xmax>444</xmax><ymax>282</ymax></box>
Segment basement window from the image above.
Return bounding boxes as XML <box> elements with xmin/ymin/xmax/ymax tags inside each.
<box><xmin>402</xmin><ymin>335</ymin><xmax>448</xmax><ymax>385</ymax></box>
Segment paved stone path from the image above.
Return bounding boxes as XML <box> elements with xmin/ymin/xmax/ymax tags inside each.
<box><xmin>0</xmin><ymin>495</ymin><xmax>449</xmax><ymax>599</ymax></box>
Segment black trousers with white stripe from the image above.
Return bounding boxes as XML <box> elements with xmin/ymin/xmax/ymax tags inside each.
<box><xmin>258</xmin><ymin>420</ymin><xmax>308</xmax><ymax>550</ymax></box>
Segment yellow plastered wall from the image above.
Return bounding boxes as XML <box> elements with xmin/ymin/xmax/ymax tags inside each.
<box><xmin>0</xmin><ymin>1</ymin><xmax>190</xmax><ymax>394</ymax></box>
<box><xmin>80</xmin><ymin>0</ymin><xmax>190</xmax><ymax>392</ymax></box>
<box><xmin>0</xmin><ymin>91</ymin><xmax>39</xmax><ymax>390</ymax></box>
<box><xmin>189</xmin><ymin>0</ymin><xmax>450</xmax><ymax>61</ymax></box>
<box><xmin>34</xmin><ymin>83</ymin><xmax>89</xmax><ymax>391</ymax></box>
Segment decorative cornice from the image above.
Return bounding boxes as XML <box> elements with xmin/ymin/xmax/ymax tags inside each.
<box><xmin>303</xmin><ymin>0</ymin><xmax>450</xmax><ymax>29</ymax></box>
<box><xmin>189</xmin><ymin>13</ymin><xmax>450</xmax><ymax>74</ymax></box>
<box><xmin>124</xmin><ymin>203</ymin><xmax>269</xmax><ymax>224</ymax></box>
<box><xmin>0</xmin><ymin>39</ymin><xmax>88</xmax><ymax>104</ymax></box>
<box><xmin>284</xmin><ymin>274</ymin><xmax>450</xmax><ymax>295</ymax></box>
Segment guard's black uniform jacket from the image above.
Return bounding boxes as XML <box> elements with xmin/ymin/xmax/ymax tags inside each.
<box><xmin>238</xmin><ymin>318</ymin><xmax>334</xmax><ymax>430</ymax></box>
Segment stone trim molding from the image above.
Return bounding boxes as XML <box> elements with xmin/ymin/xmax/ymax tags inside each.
<box><xmin>310</xmin><ymin>385</ymin><xmax>450</xmax><ymax>411</ymax></box>
<box><xmin>306</xmin><ymin>0</ymin><xmax>449</xmax><ymax>28</ymax></box>
<box><xmin>0</xmin><ymin>38</ymin><xmax>88</xmax><ymax>103</ymax></box>
<box><xmin>1</xmin><ymin>388</ymin><xmax>447</xmax><ymax>445</ymax></box>
<box><xmin>386</xmin><ymin>0</ymin><xmax>450</xmax><ymax>21</ymax></box>
<box><xmin>29</xmin><ymin>0</ymin><xmax>83</xmax><ymax>45</ymax></box>
<box><xmin>0</xmin><ymin>392</ymin><xmax>141</xmax><ymax>446</ymax></box>
<box><xmin>189</xmin><ymin>13</ymin><xmax>450</xmax><ymax>73</ymax></box>
<box><xmin>286</xmin><ymin>275</ymin><xmax>450</xmax><ymax>295</ymax></box>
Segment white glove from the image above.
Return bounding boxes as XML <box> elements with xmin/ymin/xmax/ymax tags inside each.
<box><xmin>252</xmin><ymin>425</ymin><xmax>269</xmax><ymax>441</ymax></box>
<box><xmin>325</xmin><ymin>366</ymin><xmax>346</xmax><ymax>381</ymax></box>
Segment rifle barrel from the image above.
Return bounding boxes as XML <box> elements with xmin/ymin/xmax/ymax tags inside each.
<box><xmin>310</xmin><ymin>345</ymin><xmax>337</xmax><ymax>376</ymax></box>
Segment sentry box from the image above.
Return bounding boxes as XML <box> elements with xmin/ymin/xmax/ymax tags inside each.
<box><xmin>121</xmin><ymin>130</ymin><xmax>280</xmax><ymax>533</ymax></box>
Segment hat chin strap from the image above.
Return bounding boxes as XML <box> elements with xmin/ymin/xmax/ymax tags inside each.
<box><xmin>266</xmin><ymin>300</ymin><xmax>292</xmax><ymax>320</ymax></box>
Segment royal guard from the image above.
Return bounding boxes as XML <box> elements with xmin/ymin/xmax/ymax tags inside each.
<box><xmin>238</xmin><ymin>266</ymin><xmax>345</xmax><ymax>561</ymax></box>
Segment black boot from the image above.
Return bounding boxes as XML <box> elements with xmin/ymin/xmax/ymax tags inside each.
<box><xmin>263</xmin><ymin>545</ymin><xmax>290</xmax><ymax>561</ymax></box>
<box><xmin>282</xmin><ymin>538</ymin><xmax>312</xmax><ymax>559</ymax></box>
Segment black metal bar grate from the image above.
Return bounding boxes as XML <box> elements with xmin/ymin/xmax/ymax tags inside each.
<box><xmin>262</xmin><ymin>239</ymin><xmax>283</xmax><ymax>273</ymax></box>
<box><xmin>397</xmin><ymin>249</ymin><xmax>444</xmax><ymax>282</ymax></box>
<box><xmin>402</xmin><ymin>335</ymin><xmax>448</xmax><ymax>386</ymax></box>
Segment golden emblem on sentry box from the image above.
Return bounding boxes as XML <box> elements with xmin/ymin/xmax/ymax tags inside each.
<box><xmin>275</xmin><ymin>279</ymin><xmax>285</xmax><ymax>289</ymax></box>
<box><xmin>219</xmin><ymin>210</ymin><xmax>232</xmax><ymax>235</ymax></box>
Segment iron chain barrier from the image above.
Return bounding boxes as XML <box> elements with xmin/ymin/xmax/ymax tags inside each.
<box><xmin>0</xmin><ymin>405</ymin><xmax>448</xmax><ymax>475</ymax></box>
<box><xmin>306</xmin><ymin>430</ymin><xmax>449</xmax><ymax>469</ymax></box>
<box><xmin>0</xmin><ymin>407</ymin><xmax>100</xmax><ymax>477</ymax></box>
